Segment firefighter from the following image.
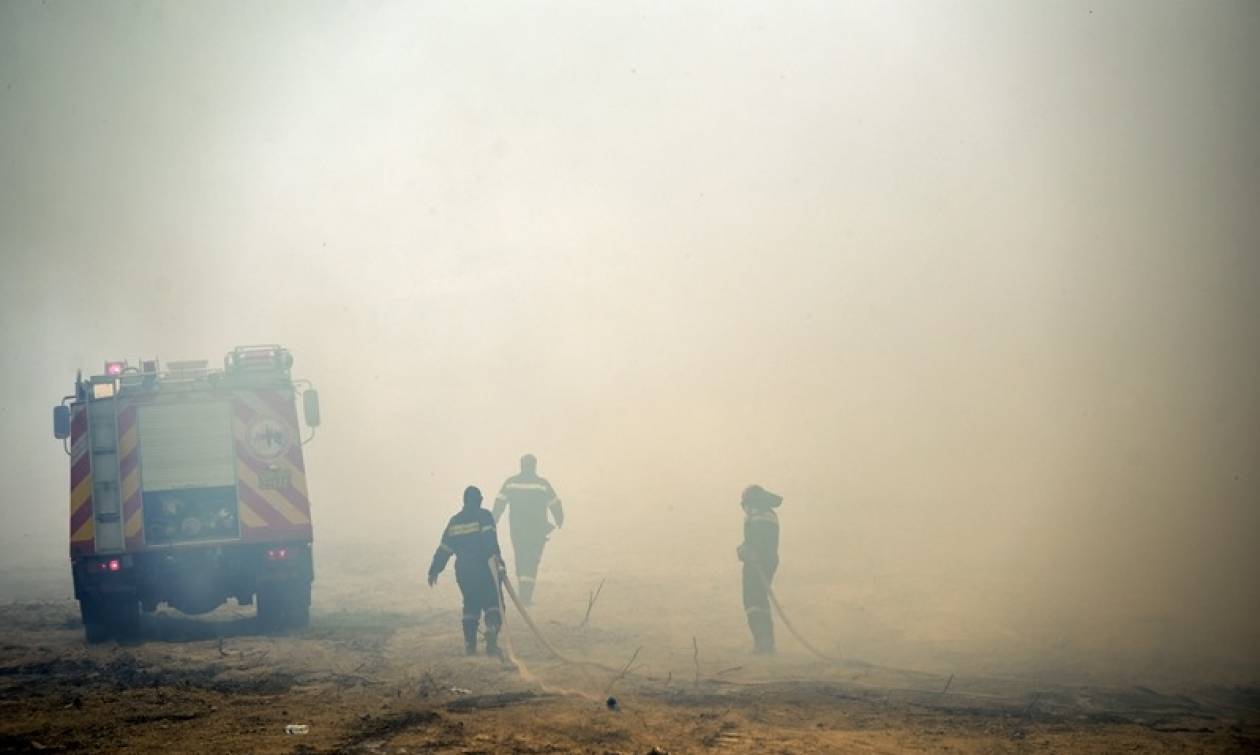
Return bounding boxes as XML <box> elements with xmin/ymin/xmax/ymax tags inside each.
<box><xmin>491</xmin><ymin>454</ymin><xmax>563</xmax><ymax>606</ymax></box>
<box><xmin>428</xmin><ymin>486</ymin><xmax>505</xmax><ymax>657</ymax></box>
<box><xmin>737</xmin><ymin>484</ymin><xmax>782</xmax><ymax>655</ymax></box>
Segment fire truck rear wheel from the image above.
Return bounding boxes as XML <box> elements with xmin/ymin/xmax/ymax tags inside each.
<box><xmin>258</xmin><ymin>579</ymin><xmax>310</xmax><ymax>633</ymax></box>
<box><xmin>80</xmin><ymin>599</ymin><xmax>110</xmax><ymax>644</ymax></box>
<box><xmin>81</xmin><ymin>595</ymin><xmax>140</xmax><ymax>643</ymax></box>
<box><xmin>110</xmin><ymin>597</ymin><xmax>141</xmax><ymax>640</ymax></box>
<box><xmin>290</xmin><ymin>580</ymin><xmax>311</xmax><ymax>629</ymax></box>
<box><xmin>256</xmin><ymin>587</ymin><xmax>282</xmax><ymax>633</ymax></box>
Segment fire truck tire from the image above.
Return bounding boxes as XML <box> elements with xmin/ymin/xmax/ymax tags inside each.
<box><xmin>80</xmin><ymin>595</ymin><xmax>140</xmax><ymax>642</ymax></box>
<box><xmin>258</xmin><ymin>579</ymin><xmax>309</xmax><ymax>633</ymax></box>
<box><xmin>110</xmin><ymin>597</ymin><xmax>141</xmax><ymax>640</ymax></box>
<box><xmin>80</xmin><ymin>600</ymin><xmax>110</xmax><ymax>644</ymax></box>
<box><xmin>290</xmin><ymin>580</ymin><xmax>311</xmax><ymax>630</ymax></box>
<box><xmin>84</xmin><ymin>622</ymin><xmax>111</xmax><ymax>644</ymax></box>
<box><xmin>256</xmin><ymin>587</ymin><xmax>283</xmax><ymax>633</ymax></box>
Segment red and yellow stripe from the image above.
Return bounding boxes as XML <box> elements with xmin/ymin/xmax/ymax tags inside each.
<box><xmin>232</xmin><ymin>390</ymin><xmax>312</xmax><ymax>541</ymax></box>
<box><xmin>68</xmin><ymin>405</ymin><xmax>94</xmax><ymax>556</ymax></box>
<box><xmin>117</xmin><ymin>402</ymin><xmax>145</xmax><ymax>549</ymax></box>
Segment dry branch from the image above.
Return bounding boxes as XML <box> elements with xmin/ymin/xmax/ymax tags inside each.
<box><xmin>579</xmin><ymin>578</ymin><xmax>606</xmax><ymax>628</ymax></box>
<box><xmin>692</xmin><ymin>636</ymin><xmax>700</xmax><ymax>688</ymax></box>
<box><xmin>1023</xmin><ymin>691</ymin><xmax>1042</xmax><ymax>718</ymax></box>
<box><xmin>603</xmin><ymin>646</ymin><xmax>642</xmax><ymax>695</ymax></box>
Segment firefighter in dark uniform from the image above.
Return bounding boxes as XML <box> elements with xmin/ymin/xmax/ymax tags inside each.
<box><xmin>428</xmin><ymin>486</ymin><xmax>505</xmax><ymax>656</ymax></box>
<box><xmin>491</xmin><ymin>454</ymin><xmax>563</xmax><ymax>606</ymax></box>
<box><xmin>737</xmin><ymin>484</ymin><xmax>782</xmax><ymax>654</ymax></box>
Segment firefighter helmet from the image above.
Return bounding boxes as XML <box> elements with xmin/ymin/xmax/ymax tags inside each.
<box><xmin>741</xmin><ymin>484</ymin><xmax>782</xmax><ymax>509</ymax></box>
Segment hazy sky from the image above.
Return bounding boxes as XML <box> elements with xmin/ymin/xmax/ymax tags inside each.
<box><xmin>1</xmin><ymin>1</ymin><xmax>1257</xmax><ymax>674</ymax></box>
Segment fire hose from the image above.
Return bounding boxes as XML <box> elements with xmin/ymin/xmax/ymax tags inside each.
<box><xmin>488</xmin><ymin>558</ymin><xmax>839</xmax><ymax>673</ymax></box>
<box><xmin>753</xmin><ymin>562</ymin><xmax>843</xmax><ymax>663</ymax></box>
<box><xmin>490</xmin><ymin>558</ymin><xmax>623</xmax><ymax>675</ymax></box>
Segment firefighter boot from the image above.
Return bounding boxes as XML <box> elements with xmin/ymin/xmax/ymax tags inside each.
<box><xmin>749</xmin><ymin>612</ymin><xmax>776</xmax><ymax>655</ymax></box>
<box><xmin>462</xmin><ymin>619</ymin><xmax>478</xmax><ymax>656</ymax></box>
<box><xmin>484</xmin><ymin>626</ymin><xmax>501</xmax><ymax>658</ymax></box>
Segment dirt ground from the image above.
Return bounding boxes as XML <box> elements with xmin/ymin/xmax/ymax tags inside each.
<box><xmin>1</xmin><ymin>540</ymin><xmax>1257</xmax><ymax>754</ymax></box>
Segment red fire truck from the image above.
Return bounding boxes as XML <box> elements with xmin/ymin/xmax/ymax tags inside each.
<box><xmin>53</xmin><ymin>345</ymin><xmax>320</xmax><ymax>642</ymax></box>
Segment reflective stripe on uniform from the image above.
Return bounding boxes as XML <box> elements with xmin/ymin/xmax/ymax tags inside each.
<box><xmin>447</xmin><ymin>522</ymin><xmax>481</xmax><ymax>536</ymax></box>
<box><xmin>745</xmin><ymin>606</ymin><xmax>770</xmax><ymax>615</ymax></box>
<box><xmin>437</xmin><ymin>543</ymin><xmax>454</xmax><ymax>554</ymax></box>
<box><xmin>505</xmin><ymin>482</ymin><xmax>548</xmax><ymax>491</ymax></box>
<box><xmin>517</xmin><ymin>575</ymin><xmax>535</xmax><ymax>583</ymax></box>
<box><xmin>747</xmin><ymin>512</ymin><xmax>778</xmax><ymax>525</ymax></box>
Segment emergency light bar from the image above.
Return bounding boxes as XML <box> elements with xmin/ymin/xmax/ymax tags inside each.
<box><xmin>104</xmin><ymin>361</ymin><xmax>125</xmax><ymax>376</ymax></box>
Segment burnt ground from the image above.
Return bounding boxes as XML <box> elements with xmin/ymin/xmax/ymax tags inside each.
<box><xmin>1</xmin><ymin>541</ymin><xmax>1258</xmax><ymax>753</ymax></box>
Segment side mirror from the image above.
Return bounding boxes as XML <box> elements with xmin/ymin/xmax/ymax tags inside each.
<box><xmin>53</xmin><ymin>405</ymin><xmax>71</xmax><ymax>440</ymax></box>
<box><xmin>302</xmin><ymin>389</ymin><xmax>321</xmax><ymax>428</ymax></box>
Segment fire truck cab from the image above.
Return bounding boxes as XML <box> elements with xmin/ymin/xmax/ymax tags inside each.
<box><xmin>53</xmin><ymin>345</ymin><xmax>320</xmax><ymax>643</ymax></box>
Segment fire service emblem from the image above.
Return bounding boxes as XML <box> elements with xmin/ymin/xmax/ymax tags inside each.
<box><xmin>247</xmin><ymin>416</ymin><xmax>291</xmax><ymax>461</ymax></box>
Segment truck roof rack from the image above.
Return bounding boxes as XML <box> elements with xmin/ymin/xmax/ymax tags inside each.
<box><xmin>224</xmin><ymin>345</ymin><xmax>294</xmax><ymax>377</ymax></box>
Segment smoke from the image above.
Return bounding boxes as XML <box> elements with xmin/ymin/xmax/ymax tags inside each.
<box><xmin>1</xmin><ymin>0</ymin><xmax>1257</xmax><ymax>687</ymax></box>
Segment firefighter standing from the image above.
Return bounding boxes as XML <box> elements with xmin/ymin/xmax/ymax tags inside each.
<box><xmin>492</xmin><ymin>454</ymin><xmax>563</xmax><ymax>606</ymax></box>
<box><xmin>737</xmin><ymin>484</ymin><xmax>782</xmax><ymax>655</ymax></box>
<box><xmin>428</xmin><ymin>486</ymin><xmax>505</xmax><ymax>656</ymax></box>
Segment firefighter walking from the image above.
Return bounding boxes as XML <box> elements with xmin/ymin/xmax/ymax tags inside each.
<box><xmin>428</xmin><ymin>486</ymin><xmax>505</xmax><ymax>656</ymax></box>
<box><xmin>492</xmin><ymin>454</ymin><xmax>564</xmax><ymax>606</ymax></box>
<box><xmin>737</xmin><ymin>484</ymin><xmax>782</xmax><ymax>655</ymax></box>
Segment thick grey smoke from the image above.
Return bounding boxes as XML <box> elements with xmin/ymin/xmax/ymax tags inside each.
<box><xmin>2</xmin><ymin>1</ymin><xmax>1257</xmax><ymax>686</ymax></box>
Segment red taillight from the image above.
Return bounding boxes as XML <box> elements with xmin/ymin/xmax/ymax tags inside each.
<box><xmin>97</xmin><ymin>558</ymin><xmax>122</xmax><ymax>572</ymax></box>
<box><xmin>105</xmin><ymin>361</ymin><xmax>125</xmax><ymax>376</ymax></box>
<box><xmin>266</xmin><ymin>548</ymin><xmax>289</xmax><ymax>561</ymax></box>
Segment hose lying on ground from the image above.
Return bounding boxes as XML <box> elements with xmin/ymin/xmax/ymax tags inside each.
<box><xmin>490</xmin><ymin>558</ymin><xmax>624</xmax><ymax>675</ymax></box>
<box><xmin>488</xmin><ymin>557</ymin><xmax>840</xmax><ymax>681</ymax></box>
<box><xmin>754</xmin><ymin>563</ymin><xmax>843</xmax><ymax>664</ymax></box>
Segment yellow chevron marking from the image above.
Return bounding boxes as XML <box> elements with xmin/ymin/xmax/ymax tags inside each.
<box><xmin>118</xmin><ymin>423</ymin><xmax>138</xmax><ymax>458</ymax></box>
<box><xmin>124</xmin><ymin>509</ymin><xmax>143</xmax><ymax>538</ymax></box>
<box><xmin>237</xmin><ymin>390</ymin><xmax>296</xmax><ymax>427</ymax></box>
<box><xmin>288</xmin><ymin>467</ymin><xmax>309</xmax><ymax>498</ymax></box>
<box><xmin>71</xmin><ymin>516</ymin><xmax>95</xmax><ymax>542</ymax></box>
<box><xmin>121</xmin><ymin>468</ymin><xmax>140</xmax><ymax>504</ymax></box>
<box><xmin>237</xmin><ymin>463</ymin><xmax>309</xmax><ymax>525</ymax></box>
<box><xmin>238</xmin><ymin>498</ymin><xmax>266</xmax><ymax>528</ymax></box>
<box><xmin>70</xmin><ymin>475</ymin><xmax>93</xmax><ymax>511</ymax></box>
